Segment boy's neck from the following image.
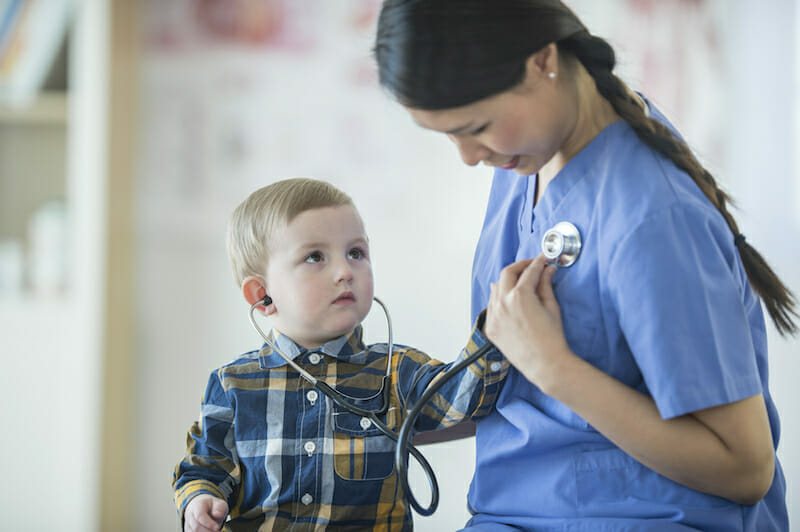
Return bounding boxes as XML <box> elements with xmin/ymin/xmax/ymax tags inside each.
<box><xmin>274</xmin><ymin>327</ymin><xmax>352</xmax><ymax>351</ymax></box>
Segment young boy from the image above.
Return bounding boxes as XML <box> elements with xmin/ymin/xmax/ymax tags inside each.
<box><xmin>173</xmin><ymin>178</ymin><xmax>508</xmax><ymax>531</ymax></box>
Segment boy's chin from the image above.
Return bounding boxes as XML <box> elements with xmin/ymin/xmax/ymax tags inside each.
<box><xmin>320</xmin><ymin>318</ymin><xmax>359</xmax><ymax>336</ymax></box>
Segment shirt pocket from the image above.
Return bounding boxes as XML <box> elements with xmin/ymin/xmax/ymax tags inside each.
<box><xmin>562</xmin><ymin>309</ymin><xmax>603</xmax><ymax>368</ymax></box>
<box><xmin>332</xmin><ymin>403</ymin><xmax>398</xmax><ymax>481</ymax></box>
<box><xmin>575</xmin><ymin>447</ymin><xmax>735</xmax><ymax>513</ymax></box>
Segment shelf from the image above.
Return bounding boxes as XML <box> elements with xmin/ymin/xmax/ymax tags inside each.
<box><xmin>0</xmin><ymin>91</ymin><xmax>68</xmax><ymax>125</ymax></box>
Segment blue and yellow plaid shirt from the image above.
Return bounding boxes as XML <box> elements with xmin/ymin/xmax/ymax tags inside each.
<box><xmin>173</xmin><ymin>318</ymin><xmax>508</xmax><ymax>531</ymax></box>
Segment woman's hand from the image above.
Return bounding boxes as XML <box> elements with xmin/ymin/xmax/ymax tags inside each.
<box><xmin>485</xmin><ymin>255</ymin><xmax>575</xmax><ymax>390</ymax></box>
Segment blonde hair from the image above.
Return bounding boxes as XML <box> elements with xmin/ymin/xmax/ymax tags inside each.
<box><xmin>227</xmin><ymin>178</ymin><xmax>354</xmax><ymax>286</ymax></box>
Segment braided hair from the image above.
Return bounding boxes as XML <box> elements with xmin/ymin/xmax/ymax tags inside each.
<box><xmin>374</xmin><ymin>0</ymin><xmax>798</xmax><ymax>335</ymax></box>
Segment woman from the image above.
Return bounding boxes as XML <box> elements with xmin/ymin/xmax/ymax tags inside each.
<box><xmin>374</xmin><ymin>0</ymin><xmax>797</xmax><ymax>530</ymax></box>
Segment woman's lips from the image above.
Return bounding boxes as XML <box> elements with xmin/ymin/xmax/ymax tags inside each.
<box><xmin>499</xmin><ymin>155</ymin><xmax>520</xmax><ymax>170</ymax></box>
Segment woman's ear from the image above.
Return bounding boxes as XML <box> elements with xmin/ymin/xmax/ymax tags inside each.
<box><xmin>525</xmin><ymin>42</ymin><xmax>559</xmax><ymax>82</ymax></box>
<box><xmin>242</xmin><ymin>276</ymin><xmax>275</xmax><ymax>315</ymax></box>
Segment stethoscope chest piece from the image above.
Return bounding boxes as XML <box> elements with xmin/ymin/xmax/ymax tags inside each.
<box><xmin>542</xmin><ymin>221</ymin><xmax>582</xmax><ymax>267</ymax></box>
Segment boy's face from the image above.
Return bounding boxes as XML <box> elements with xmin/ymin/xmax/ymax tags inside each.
<box><xmin>264</xmin><ymin>204</ymin><xmax>374</xmax><ymax>349</ymax></box>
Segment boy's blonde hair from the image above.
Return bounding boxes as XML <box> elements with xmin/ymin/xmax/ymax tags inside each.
<box><xmin>227</xmin><ymin>178</ymin><xmax>354</xmax><ymax>286</ymax></box>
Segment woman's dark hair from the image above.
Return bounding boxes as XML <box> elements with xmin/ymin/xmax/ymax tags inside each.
<box><xmin>374</xmin><ymin>0</ymin><xmax>798</xmax><ymax>336</ymax></box>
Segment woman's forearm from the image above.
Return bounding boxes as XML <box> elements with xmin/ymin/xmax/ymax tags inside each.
<box><xmin>527</xmin><ymin>349</ymin><xmax>775</xmax><ymax>505</ymax></box>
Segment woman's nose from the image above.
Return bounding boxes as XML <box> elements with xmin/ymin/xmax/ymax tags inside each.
<box><xmin>450</xmin><ymin>135</ymin><xmax>489</xmax><ymax>166</ymax></box>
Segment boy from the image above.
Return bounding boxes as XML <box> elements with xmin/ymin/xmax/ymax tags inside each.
<box><xmin>173</xmin><ymin>178</ymin><xmax>508</xmax><ymax>531</ymax></box>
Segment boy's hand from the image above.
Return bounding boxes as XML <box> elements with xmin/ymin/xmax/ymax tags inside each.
<box><xmin>184</xmin><ymin>494</ymin><xmax>229</xmax><ymax>532</ymax></box>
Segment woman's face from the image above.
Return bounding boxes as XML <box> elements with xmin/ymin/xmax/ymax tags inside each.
<box><xmin>406</xmin><ymin>50</ymin><xmax>576</xmax><ymax>177</ymax></box>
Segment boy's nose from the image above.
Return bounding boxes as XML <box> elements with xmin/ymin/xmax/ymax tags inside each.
<box><xmin>334</xmin><ymin>259</ymin><xmax>354</xmax><ymax>283</ymax></box>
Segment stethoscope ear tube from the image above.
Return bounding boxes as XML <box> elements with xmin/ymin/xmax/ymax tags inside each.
<box><xmin>394</xmin><ymin>340</ymin><xmax>495</xmax><ymax>516</ymax></box>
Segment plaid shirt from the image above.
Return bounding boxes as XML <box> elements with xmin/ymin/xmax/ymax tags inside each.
<box><xmin>173</xmin><ymin>318</ymin><xmax>508</xmax><ymax>531</ymax></box>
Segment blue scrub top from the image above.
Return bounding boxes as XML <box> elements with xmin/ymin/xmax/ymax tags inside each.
<box><xmin>465</xmin><ymin>103</ymin><xmax>788</xmax><ymax>531</ymax></box>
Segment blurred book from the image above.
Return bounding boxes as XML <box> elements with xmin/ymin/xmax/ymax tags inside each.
<box><xmin>0</xmin><ymin>0</ymin><xmax>72</xmax><ymax>107</ymax></box>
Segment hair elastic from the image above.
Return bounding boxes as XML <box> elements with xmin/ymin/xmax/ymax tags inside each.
<box><xmin>734</xmin><ymin>233</ymin><xmax>746</xmax><ymax>246</ymax></box>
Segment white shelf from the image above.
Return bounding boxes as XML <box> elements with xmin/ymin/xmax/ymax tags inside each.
<box><xmin>0</xmin><ymin>91</ymin><xmax>68</xmax><ymax>125</ymax></box>
<box><xmin>0</xmin><ymin>1</ymin><xmax>109</xmax><ymax>529</ymax></box>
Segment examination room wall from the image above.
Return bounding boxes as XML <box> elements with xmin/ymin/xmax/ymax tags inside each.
<box><xmin>132</xmin><ymin>1</ymin><xmax>800</xmax><ymax>531</ymax></box>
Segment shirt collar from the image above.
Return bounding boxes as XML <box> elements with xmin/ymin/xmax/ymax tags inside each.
<box><xmin>535</xmin><ymin>93</ymin><xmax>675</xmax><ymax>225</ymax></box>
<box><xmin>257</xmin><ymin>325</ymin><xmax>368</xmax><ymax>369</ymax></box>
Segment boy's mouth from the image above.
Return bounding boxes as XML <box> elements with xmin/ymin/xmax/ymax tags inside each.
<box><xmin>333</xmin><ymin>291</ymin><xmax>356</xmax><ymax>304</ymax></box>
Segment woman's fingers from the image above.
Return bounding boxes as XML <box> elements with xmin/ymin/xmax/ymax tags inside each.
<box><xmin>514</xmin><ymin>255</ymin><xmax>549</xmax><ymax>296</ymax></box>
<box><xmin>496</xmin><ymin>258</ymin><xmax>535</xmax><ymax>295</ymax></box>
<box><xmin>537</xmin><ymin>263</ymin><xmax>559</xmax><ymax>310</ymax></box>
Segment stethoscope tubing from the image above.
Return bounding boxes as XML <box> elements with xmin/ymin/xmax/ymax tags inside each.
<box><xmin>248</xmin><ymin>295</ymin><xmax>443</xmax><ymax>513</ymax></box>
<box><xmin>394</xmin><ymin>340</ymin><xmax>494</xmax><ymax>515</ymax></box>
<box><xmin>313</xmin><ymin>378</ymin><xmax>441</xmax><ymax>512</ymax></box>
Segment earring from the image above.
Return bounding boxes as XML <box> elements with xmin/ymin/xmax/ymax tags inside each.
<box><xmin>547</xmin><ymin>72</ymin><xmax>556</xmax><ymax>79</ymax></box>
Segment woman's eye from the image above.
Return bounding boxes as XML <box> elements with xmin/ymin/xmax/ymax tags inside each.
<box><xmin>348</xmin><ymin>247</ymin><xmax>365</xmax><ymax>260</ymax></box>
<box><xmin>305</xmin><ymin>251</ymin><xmax>324</xmax><ymax>263</ymax></box>
<box><xmin>470</xmin><ymin>124</ymin><xmax>488</xmax><ymax>135</ymax></box>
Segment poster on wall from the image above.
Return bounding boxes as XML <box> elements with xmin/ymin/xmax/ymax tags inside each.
<box><xmin>138</xmin><ymin>0</ymin><xmax>731</xmax><ymax>237</ymax></box>
<box><xmin>139</xmin><ymin>0</ymin><xmax>385</xmax><ymax>237</ymax></box>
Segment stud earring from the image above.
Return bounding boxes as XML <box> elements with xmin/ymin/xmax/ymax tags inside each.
<box><xmin>547</xmin><ymin>72</ymin><xmax>556</xmax><ymax>79</ymax></box>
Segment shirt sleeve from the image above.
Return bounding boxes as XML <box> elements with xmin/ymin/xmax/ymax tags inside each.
<box><xmin>172</xmin><ymin>370</ymin><xmax>240</xmax><ymax>517</ymax></box>
<box><xmin>395</xmin><ymin>312</ymin><xmax>509</xmax><ymax>432</ymax></box>
<box><xmin>606</xmin><ymin>203</ymin><xmax>762</xmax><ymax>419</ymax></box>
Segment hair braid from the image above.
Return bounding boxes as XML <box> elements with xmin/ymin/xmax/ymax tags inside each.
<box><xmin>561</xmin><ymin>33</ymin><xmax>798</xmax><ymax>336</ymax></box>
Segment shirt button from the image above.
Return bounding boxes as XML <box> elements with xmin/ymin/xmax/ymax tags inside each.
<box><xmin>360</xmin><ymin>417</ymin><xmax>372</xmax><ymax>430</ymax></box>
<box><xmin>490</xmin><ymin>362</ymin><xmax>502</xmax><ymax>372</ymax></box>
<box><xmin>306</xmin><ymin>390</ymin><xmax>318</xmax><ymax>404</ymax></box>
<box><xmin>301</xmin><ymin>493</ymin><xmax>313</xmax><ymax>505</ymax></box>
<box><xmin>304</xmin><ymin>441</ymin><xmax>316</xmax><ymax>456</ymax></box>
<box><xmin>308</xmin><ymin>353</ymin><xmax>322</xmax><ymax>364</ymax></box>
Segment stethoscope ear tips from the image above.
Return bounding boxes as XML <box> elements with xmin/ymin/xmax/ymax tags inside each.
<box><xmin>262</xmin><ymin>295</ymin><xmax>273</xmax><ymax>306</ymax></box>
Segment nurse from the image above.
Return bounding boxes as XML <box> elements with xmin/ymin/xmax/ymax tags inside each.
<box><xmin>373</xmin><ymin>0</ymin><xmax>797</xmax><ymax>530</ymax></box>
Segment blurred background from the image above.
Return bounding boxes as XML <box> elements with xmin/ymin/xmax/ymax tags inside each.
<box><xmin>0</xmin><ymin>0</ymin><xmax>798</xmax><ymax>530</ymax></box>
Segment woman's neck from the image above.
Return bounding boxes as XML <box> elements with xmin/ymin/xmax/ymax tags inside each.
<box><xmin>538</xmin><ymin>62</ymin><xmax>620</xmax><ymax>189</ymax></box>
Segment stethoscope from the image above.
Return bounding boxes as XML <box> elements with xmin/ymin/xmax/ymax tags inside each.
<box><xmin>248</xmin><ymin>295</ymin><xmax>445</xmax><ymax>514</ymax></box>
<box><xmin>247</xmin><ymin>220</ymin><xmax>582</xmax><ymax>516</ymax></box>
<box><xmin>541</xmin><ymin>221</ymin><xmax>581</xmax><ymax>267</ymax></box>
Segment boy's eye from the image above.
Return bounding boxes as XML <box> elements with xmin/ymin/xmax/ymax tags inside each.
<box><xmin>304</xmin><ymin>251</ymin><xmax>324</xmax><ymax>263</ymax></box>
<box><xmin>348</xmin><ymin>247</ymin><xmax>366</xmax><ymax>260</ymax></box>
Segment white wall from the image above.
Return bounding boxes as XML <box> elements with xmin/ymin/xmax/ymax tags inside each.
<box><xmin>134</xmin><ymin>2</ymin><xmax>800</xmax><ymax>530</ymax></box>
<box><xmin>726</xmin><ymin>0</ymin><xmax>800</xmax><ymax>523</ymax></box>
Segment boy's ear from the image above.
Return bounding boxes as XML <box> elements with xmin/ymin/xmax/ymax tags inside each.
<box><xmin>242</xmin><ymin>276</ymin><xmax>275</xmax><ymax>315</ymax></box>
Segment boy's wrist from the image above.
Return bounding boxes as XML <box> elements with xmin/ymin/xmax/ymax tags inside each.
<box><xmin>175</xmin><ymin>479</ymin><xmax>227</xmax><ymax>514</ymax></box>
<box><xmin>467</xmin><ymin>311</ymin><xmax>509</xmax><ymax>378</ymax></box>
